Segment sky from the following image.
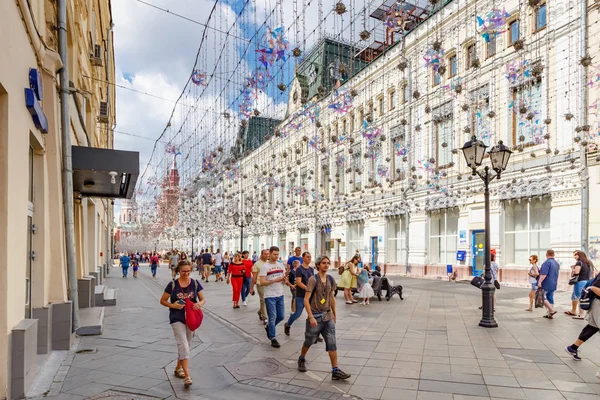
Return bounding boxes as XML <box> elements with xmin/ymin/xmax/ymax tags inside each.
<box><xmin>111</xmin><ymin>0</ymin><xmax>370</xmax><ymax>221</ymax></box>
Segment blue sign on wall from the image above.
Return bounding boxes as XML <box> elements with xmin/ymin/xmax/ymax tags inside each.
<box><xmin>25</xmin><ymin>68</ymin><xmax>48</xmax><ymax>133</ymax></box>
<box><xmin>456</xmin><ymin>250</ymin><xmax>466</xmax><ymax>261</ymax></box>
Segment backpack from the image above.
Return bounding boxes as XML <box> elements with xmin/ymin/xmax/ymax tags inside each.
<box><xmin>580</xmin><ymin>287</ymin><xmax>594</xmax><ymax>311</ymax></box>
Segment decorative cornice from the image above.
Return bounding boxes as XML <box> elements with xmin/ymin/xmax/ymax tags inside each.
<box><xmin>498</xmin><ymin>178</ymin><xmax>551</xmax><ymax>201</ymax></box>
<box><xmin>346</xmin><ymin>211</ymin><xmax>365</xmax><ymax>223</ymax></box>
<box><xmin>381</xmin><ymin>204</ymin><xmax>407</xmax><ymax>217</ymax></box>
<box><xmin>426</xmin><ymin>195</ymin><xmax>458</xmax><ymax>211</ymax></box>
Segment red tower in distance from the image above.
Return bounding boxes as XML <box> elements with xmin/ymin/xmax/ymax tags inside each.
<box><xmin>158</xmin><ymin>157</ymin><xmax>180</xmax><ymax>227</ymax></box>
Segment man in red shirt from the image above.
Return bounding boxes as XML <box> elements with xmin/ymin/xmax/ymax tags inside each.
<box><xmin>241</xmin><ymin>250</ymin><xmax>254</xmax><ymax>306</ymax></box>
<box><xmin>150</xmin><ymin>252</ymin><xmax>160</xmax><ymax>277</ymax></box>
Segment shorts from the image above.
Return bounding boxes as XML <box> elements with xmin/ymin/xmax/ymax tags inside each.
<box><xmin>133</xmin><ymin>267</ymin><xmax>138</xmax><ymax>271</ymax></box>
<box><xmin>531</xmin><ymin>283</ymin><xmax>538</xmax><ymax>290</ymax></box>
<box><xmin>572</xmin><ymin>280</ymin><xmax>588</xmax><ymax>301</ymax></box>
<box><xmin>170</xmin><ymin>265</ymin><xmax>177</xmax><ymax>270</ymax></box>
<box><xmin>303</xmin><ymin>316</ymin><xmax>337</xmax><ymax>352</ymax></box>
<box><xmin>214</xmin><ymin>265</ymin><xmax>223</xmax><ymax>273</ymax></box>
<box><xmin>544</xmin><ymin>289</ymin><xmax>555</xmax><ymax>305</ymax></box>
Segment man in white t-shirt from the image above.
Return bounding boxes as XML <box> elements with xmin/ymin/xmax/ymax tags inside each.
<box><xmin>260</xmin><ymin>246</ymin><xmax>292</xmax><ymax>348</ymax></box>
<box><xmin>214</xmin><ymin>249</ymin><xmax>224</xmax><ymax>282</ymax></box>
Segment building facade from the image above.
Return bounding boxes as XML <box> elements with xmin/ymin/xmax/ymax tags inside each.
<box><xmin>219</xmin><ymin>0</ymin><xmax>600</xmax><ymax>289</ymax></box>
<box><xmin>0</xmin><ymin>0</ymin><xmax>124</xmax><ymax>398</ymax></box>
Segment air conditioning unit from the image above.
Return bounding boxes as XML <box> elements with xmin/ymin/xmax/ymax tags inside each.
<box><xmin>98</xmin><ymin>101</ymin><xmax>109</xmax><ymax>123</ymax></box>
<box><xmin>90</xmin><ymin>44</ymin><xmax>103</xmax><ymax>67</ymax></box>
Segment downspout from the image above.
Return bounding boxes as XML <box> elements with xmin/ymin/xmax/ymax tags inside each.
<box><xmin>404</xmin><ymin>54</ymin><xmax>412</xmax><ymax>276</ymax></box>
<box><xmin>580</xmin><ymin>0</ymin><xmax>589</xmax><ymax>253</ymax></box>
<box><xmin>106</xmin><ymin>22</ymin><xmax>114</xmax><ymax>266</ymax></box>
<box><xmin>58</xmin><ymin>0</ymin><xmax>79</xmax><ymax>330</ymax></box>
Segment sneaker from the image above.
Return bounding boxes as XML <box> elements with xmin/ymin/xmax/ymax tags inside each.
<box><xmin>331</xmin><ymin>369</ymin><xmax>351</xmax><ymax>380</ymax></box>
<box><xmin>264</xmin><ymin>325</ymin><xmax>270</xmax><ymax>340</ymax></box>
<box><xmin>298</xmin><ymin>358</ymin><xmax>307</xmax><ymax>372</ymax></box>
<box><xmin>270</xmin><ymin>339</ymin><xmax>280</xmax><ymax>348</ymax></box>
<box><xmin>243</xmin><ymin>301</ymin><xmax>248</xmax><ymax>306</ymax></box>
<box><xmin>284</xmin><ymin>324</ymin><xmax>291</xmax><ymax>336</ymax></box>
<box><xmin>565</xmin><ymin>345</ymin><xmax>582</xmax><ymax>361</ymax></box>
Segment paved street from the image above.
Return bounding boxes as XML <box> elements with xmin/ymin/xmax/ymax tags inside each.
<box><xmin>29</xmin><ymin>263</ymin><xmax>600</xmax><ymax>400</ymax></box>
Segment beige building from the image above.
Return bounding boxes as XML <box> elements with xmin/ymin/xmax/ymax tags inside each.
<box><xmin>0</xmin><ymin>1</ymin><xmax>137</xmax><ymax>398</ymax></box>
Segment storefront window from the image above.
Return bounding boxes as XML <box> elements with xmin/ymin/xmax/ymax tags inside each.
<box><xmin>347</xmin><ymin>223</ymin><xmax>364</xmax><ymax>256</ymax></box>
<box><xmin>504</xmin><ymin>197</ymin><xmax>551</xmax><ymax>264</ymax></box>
<box><xmin>429</xmin><ymin>209</ymin><xmax>459</xmax><ymax>264</ymax></box>
<box><xmin>387</xmin><ymin>217</ymin><xmax>406</xmax><ymax>263</ymax></box>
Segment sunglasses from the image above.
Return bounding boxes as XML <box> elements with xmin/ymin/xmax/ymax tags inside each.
<box><xmin>180</xmin><ymin>270</ymin><xmax>192</xmax><ymax>274</ymax></box>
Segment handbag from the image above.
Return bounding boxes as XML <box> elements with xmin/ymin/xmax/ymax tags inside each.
<box><xmin>535</xmin><ymin>288</ymin><xmax>545</xmax><ymax>308</ymax></box>
<box><xmin>470</xmin><ymin>276</ymin><xmax>484</xmax><ymax>289</ymax></box>
<box><xmin>569</xmin><ymin>275</ymin><xmax>579</xmax><ymax>286</ymax></box>
<box><xmin>184</xmin><ymin>280</ymin><xmax>203</xmax><ymax>331</ymax></box>
<box><xmin>494</xmin><ymin>280</ymin><xmax>501</xmax><ymax>290</ymax></box>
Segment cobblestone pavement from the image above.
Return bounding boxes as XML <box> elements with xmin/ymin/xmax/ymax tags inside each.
<box><xmin>30</xmin><ymin>263</ymin><xmax>600</xmax><ymax>399</ymax></box>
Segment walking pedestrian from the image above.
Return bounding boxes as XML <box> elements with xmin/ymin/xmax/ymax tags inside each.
<box><xmin>525</xmin><ymin>255</ymin><xmax>539</xmax><ymax>311</ymax></box>
<box><xmin>159</xmin><ymin>260</ymin><xmax>205</xmax><ymax>388</ymax></box>
<box><xmin>251</xmin><ymin>249</ymin><xmax>269</xmax><ymax>324</ymax></box>
<box><xmin>223</xmin><ymin>252</ymin><xmax>230</xmax><ymax>277</ymax></box>
<box><xmin>150</xmin><ymin>252</ymin><xmax>159</xmax><ymax>278</ymax></box>
<box><xmin>241</xmin><ymin>251</ymin><xmax>253</xmax><ymax>306</ymax></box>
<box><xmin>120</xmin><ymin>253</ymin><xmax>131</xmax><ymax>278</ymax></box>
<box><xmin>288</xmin><ymin>260</ymin><xmax>300</xmax><ymax>313</ymax></box>
<box><xmin>169</xmin><ymin>250</ymin><xmax>180</xmax><ymax>279</ymax></box>
<box><xmin>566</xmin><ymin>250</ymin><xmax>595</xmax><ymax>319</ymax></box>
<box><xmin>252</xmin><ymin>251</ymin><xmax>258</xmax><ymax>263</ymax></box>
<box><xmin>287</xmin><ymin>247</ymin><xmax>303</xmax><ymax>270</ymax></box>
<box><xmin>132</xmin><ymin>258</ymin><xmax>139</xmax><ymax>278</ymax></box>
<box><xmin>339</xmin><ymin>255</ymin><xmax>359</xmax><ymax>304</ymax></box>
<box><xmin>213</xmin><ymin>249</ymin><xmax>224</xmax><ymax>282</ymax></box>
<box><xmin>260</xmin><ymin>246</ymin><xmax>292</xmax><ymax>348</ymax></box>
<box><xmin>565</xmin><ymin>273</ymin><xmax>600</xmax><ymax>366</ymax></box>
<box><xmin>297</xmin><ymin>255</ymin><xmax>350</xmax><ymax>381</ymax></box>
<box><xmin>194</xmin><ymin>251</ymin><xmax>202</xmax><ymax>274</ymax></box>
<box><xmin>284</xmin><ymin>252</ymin><xmax>315</xmax><ymax>336</ymax></box>
<box><xmin>227</xmin><ymin>253</ymin><xmax>245</xmax><ymax>308</ymax></box>
<box><xmin>201</xmin><ymin>249</ymin><xmax>213</xmax><ymax>283</ymax></box>
<box><xmin>538</xmin><ymin>249</ymin><xmax>560</xmax><ymax>319</ymax></box>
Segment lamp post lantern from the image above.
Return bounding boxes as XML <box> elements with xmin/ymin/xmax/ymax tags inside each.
<box><xmin>233</xmin><ymin>211</ymin><xmax>253</xmax><ymax>252</ymax></box>
<box><xmin>461</xmin><ymin>136</ymin><xmax>512</xmax><ymax>328</ymax></box>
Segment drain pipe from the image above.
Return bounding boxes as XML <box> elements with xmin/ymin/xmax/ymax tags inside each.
<box><xmin>404</xmin><ymin>55</ymin><xmax>412</xmax><ymax>276</ymax></box>
<box><xmin>580</xmin><ymin>0</ymin><xmax>589</xmax><ymax>253</ymax></box>
<box><xmin>58</xmin><ymin>0</ymin><xmax>79</xmax><ymax>330</ymax></box>
<box><xmin>106</xmin><ymin>22</ymin><xmax>114</xmax><ymax>266</ymax></box>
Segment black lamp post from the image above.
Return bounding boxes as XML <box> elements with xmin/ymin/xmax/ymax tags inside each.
<box><xmin>154</xmin><ymin>239</ymin><xmax>158</xmax><ymax>253</ymax></box>
<box><xmin>187</xmin><ymin>227</ymin><xmax>200</xmax><ymax>258</ymax></box>
<box><xmin>460</xmin><ymin>136</ymin><xmax>512</xmax><ymax>328</ymax></box>
<box><xmin>233</xmin><ymin>211</ymin><xmax>253</xmax><ymax>252</ymax></box>
<box><xmin>169</xmin><ymin>236</ymin><xmax>174</xmax><ymax>251</ymax></box>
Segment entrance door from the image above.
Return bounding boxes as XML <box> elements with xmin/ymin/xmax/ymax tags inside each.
<box><xmin>472</xmin><ymin>230</ymin><xmax>485</xmax><ymax>276</ymax></box>
<box><xmin>370</xmin><ymin>236</ymin><xmax>378</xmax><ymax>270</ymax></box>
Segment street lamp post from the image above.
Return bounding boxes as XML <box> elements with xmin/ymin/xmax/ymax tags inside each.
<box><xmin>186</xmin><ymin>227</ymin><xmax>200</xmax><ymax>258</ymax></box>
<box><xmin>169</xmin><ymin>236</ymin><xmax>174</xmax><ymax>251</ymax></box>
<box><xmin>461</xmin><ymin>136</ymin><xmax>512</xmax><ymax>328</ymax></box>
<box><xmin>154</xmin><ymin>239</ymin><xmax>158</xmax><ymax>253</ymax></box>
<box><xmin>233</xmin><ymin>211</ymin><xmax>253</xmax><ymax>252</ymax></box>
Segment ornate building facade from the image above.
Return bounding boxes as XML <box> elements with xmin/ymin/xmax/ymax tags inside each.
<box><xmin>219</xmin><ymin>0</ymin><xmax>600</xmax><ymax>290</ymax></box>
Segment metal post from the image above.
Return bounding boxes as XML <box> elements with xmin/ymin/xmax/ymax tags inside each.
<box><xmin>58</xmin><ymin>0</ymin><xmax>79</xmax><ymax>331</ymax></box>
<box><xmin>171</xmin><ymin>240</ymin><xmax>173</xmax><ymax>251</ymax></box>
<box><xmin>191</xmin><ymin>235</ymin><xmax>194</xmax><ymax>259</ymax></box>
<box><xmin>580</xmin><ymin>0</ymin><xmax>589</xmax><ymax>253</ymax></box>
<box><xmin>240</xmin><ymin>223</ymin><xmax>244</xmax><ymax>252</ymax></box>
<box><xmin>480</xmin><ymin>166</ymin><xmax>497</xmax><ymax>328</ymax></box>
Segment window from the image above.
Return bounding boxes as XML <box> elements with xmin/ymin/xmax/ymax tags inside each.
<box><xmin>511</xmin><ymin>81</ymin><xmax>543</xmax><ymax>146</ymax></box>
<box><xmin>28</xmin><ymin>145</ymin><xmax>34</xmax><ymax>203</ymax></box>
<box><xmin>509</xmin><ymin>20</ymin><xmax>520</xmax><ymax>45</ymax></box>
<box><xmin>321</xmin><ymin>158</ymin><xmax>330</xmax><ymax>200</ymax></box>
<box><xmin>378</xmin><ymin>96</ymin><xmax>384</xmax><ymax>117</ymax></box>
<box><xmin>389</xmin><ymin>90</ymin><xmax>396</xmax><ymax>110</ymax></box>
<box><xmin>280</xmin><ymin>177</ymin><xmax>286</xmax><ymax>206</ymax></box>
<box><xmin>336</xmin><ymin>152</ymin><xmax>345</xmax><ymax>195</ymax></box>
<box><xmin>429</xmin><ymin>209</ymin><xmax>459</xmax><ymax>264</ymax></box>
<box><xmin>391</xmin><ymin>125</ymin><xmax>406</xmax><ymax>181</ymax></box>
<box><xmin>433</xmin><ymin>72</ymin><xmax>441</xmax><ymax>86</ymax></box>
<box><xmin>368</xmin><ymin>101</ymin><xmax>374</xmax><ymax>120</ymax></box>
<box><xmin>351</xmin><ymin>144</ymin><xmax>362</xmax><ymax>191</ymax></box>
<box><xmin>342</xmin><ymin>119</ymin><xmax>347</xmax><ymax>135</ymax></box>
<box><xmin>435</xmin><ymin>118</ymin><xmax>453</xmax><ymax>167</ymax></box>
<box><xmin>504</xmin><ymin>197</ymin><xmax>551</xmax><ymax>264</ymax></box>
<box><xmin>449</xmin><ymin>55</ymin><xmax>457</xmax><ymax>78</ymax></box>
<box><xmin>466</xmin><ymin>44</ymin><xmax>476</xmax><ymax>70</ymax></box>
<box><xmin>487</xmin><ymin>34</ymin><xmax>497</xmax><ymax>58</ymax></box>
<box><xmin>348</xmin><ymin>222</ymin><xmax>364</xmax><ymax>256</ymax></box>
<box><xmin>387</xmin><ymin>216</ymin><xmax>406</xmax><ymax>264</ymax></box>
<box><xmin>349</xmin><ymin>112</ymin><xmax>355</xmax><ymax>133</ymax></box>
<box><xmin>535</xmin><ymin>4</ymin><xmax>547</xmax><ymax>31</ymax></box>
<box><xmin>470</xmin><ymin>86</ymin><xmax>492</xmax><ymax>145</ymax></box>
<box><xmin>358</xmin><ymin>107</ymin><xmax>364</xmax><ymax>124</ymax></box>
<box><xmin>368</xmin><ymin>142</ymin><xmax>382</xmax><ymax>187</ymax></box>
<box><xmin>403</xmin><ymin>84</ymin><xmax>410</xmax><ymax>103</ymax></box>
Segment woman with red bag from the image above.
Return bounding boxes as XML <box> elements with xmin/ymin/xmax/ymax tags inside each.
<box><xmin>160</xmin><ymin>260</ymin><xmax>205</xmax><ymax>388</ymax></box>
<box><xmin>227</xmin><ymin>253</ymin><xmax>245</xmax><ymax>309</ymax></box>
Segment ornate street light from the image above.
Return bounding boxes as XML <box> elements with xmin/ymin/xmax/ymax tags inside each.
<box><xmin>232</xmin><ymin>211</ymin><xmax>253</xmax><ymax>252</ymax></box>
<box><xmin>461</xmin><ymin>136</ymin><xmax>512</xmax><ymax>328</ymax></box>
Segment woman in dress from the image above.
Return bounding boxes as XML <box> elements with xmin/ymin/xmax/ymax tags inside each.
<box><xmin>357</xmin><ymin>265</ymin><xmax>374</xmax><ymax>305</ymax></box>
<box><xmin>525</xmin><ymin>255</ymin><xmax>539</xmax><ymax>311</ymax></box>
<box><xmin>159</xmin><ymin>260</ymin><xmax>204</xmax><ymax>388</ymax></box>
<box><xmin>227</xmin><ymin>253</ymin><xmax>245</xmax><ymax>308</ymax></box>
<box><xmin>338</xmin><ymin>254</ymin><xmax>359</xmax><ymax>304</ymax></box>
<box><xmin>566</xmin><ymin>250</ymin><xmax>595</xmax><ymax>319</ymax></box>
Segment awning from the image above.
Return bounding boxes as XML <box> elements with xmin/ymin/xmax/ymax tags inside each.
<box><xmin>72</xmin><ymin>146</ymin><xmax>139</xmax><ymax>199</ymax></box>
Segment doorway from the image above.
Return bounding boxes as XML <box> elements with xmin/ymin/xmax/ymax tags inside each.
<box><xmin>370</xmin><ymin>236</ymin><xmax>378</xmax><ymax>270</ymax></box>
<box><xmin>471</xmin><ymin>230</ymin><xmax>485</xmax><ymax>276</ymax></box>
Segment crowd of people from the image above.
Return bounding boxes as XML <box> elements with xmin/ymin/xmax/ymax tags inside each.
<box><xmin>117</xmin><ymin>246</ymin><xmax>600</xmax><ymax>388</ymax></box>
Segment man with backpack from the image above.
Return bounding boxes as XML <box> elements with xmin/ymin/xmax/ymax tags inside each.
<box><xmin>297</xmin><ymin>255</ymin><xmax>350</xmax><ymax>381</ymax></box>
